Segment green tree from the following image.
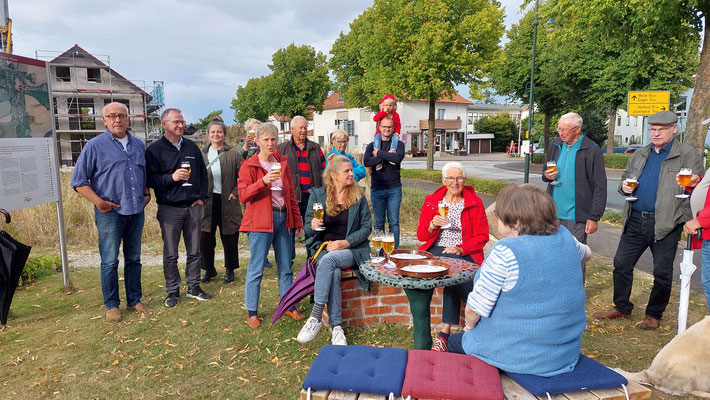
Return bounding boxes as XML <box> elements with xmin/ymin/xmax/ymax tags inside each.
<box><xmin>195</xmin><ymin>110</ymin><xmax>223</xmax><ymax>131</ymax></box>
<box><xmin>330</xmin><ymin>0</ymin><xmax>505</xmax><ymax>170</ymax></box>
<box><xmin>266</xmin><ymin>44</ymin><xmax>331</xmax><ymax>118</ymax></box>
<box><xmin>474</xmin><ymin>113</ymin><xmax>517</xmax><ymax>151</ymax></box>
<box><xmin>579</xmin><ymin>110</ymin><xmax>607</xmax><ymax>148</ymax></box>
<box><xmin>231</xmin><ymin>76</ymin><xmax>272</xmax><ymax>123</ymax></box>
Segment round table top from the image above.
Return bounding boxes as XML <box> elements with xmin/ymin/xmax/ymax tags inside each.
<box><xmin>359</xmin><ymin>257</ymin><xmax>480</xmax><ymax>290</ymax></box>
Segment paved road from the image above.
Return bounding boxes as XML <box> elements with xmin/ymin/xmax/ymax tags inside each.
<box><xmin>403</xmin><ymin>177</ymin><xmax>705</xmax><ymax>296</ymax></box>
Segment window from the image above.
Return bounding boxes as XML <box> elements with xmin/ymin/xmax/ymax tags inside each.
<box><xmin>360</xmin><ymin>109</ymin><xmax>371</xmax><ymax>122</ymax></box>
<box><xmin>634</xmin><ymin>116</ymin><xmax>638</xmax><ymax>126</ymax></box>
<box><xmin>55</xmin><ymin>66</ymin><xmax>71</xmax><ymax>82</ymax></box>
<box><xmin>87</xmin><ymin>68</ymin><xmax>101</xmax><ymax>83</ymax></box>
<box><xmin>437</xmin><ymin>109</ymin><xmax>445</xmax><ymax>119</ymax></box>
<box><xmin>467</xmin><ymin>112</ymin><xmax>473</xmax><ymax>125</ymax></box>
<box><xmin>617</xmin><ymin>115</ymin><xmax>621</xmax><ymax>126</ymax></box>
<box><xmin>336</xmin><ymin>111</ymin><xmax>348</xmax><ymax>120</ymax></box>
<box><xmin>626</xmin><ymin>116</ymin><xmax>629</xmax><ymax>126</ymax></box>
<box><xmin>104</xmin><ymin>98</ymin><xmax>130</xmax><ymax>111</ymax></box>
<box><xmin>52</xmin><ymin>97</ymin><xmax>59</xmax><ymax>130</ymax></box>
<box><xmin>79</xmin><ymin>98</ymin><xmax>96</xmax><ymax>130</ymax></box>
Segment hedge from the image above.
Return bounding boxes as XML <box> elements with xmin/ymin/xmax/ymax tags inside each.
<box><xmin>401</xmin><ymin>169</ymin><xmax>514</xmax><ymax>196</ymax></box>
<box><xmin>19</xmin><ymin>255</ymin><xmax>59</xmax><ymax>287</ymax></box>
<box><xmin>531</xmin><ymin>152</ymin><xmax>629</xmax><ymax>170</ymax></box>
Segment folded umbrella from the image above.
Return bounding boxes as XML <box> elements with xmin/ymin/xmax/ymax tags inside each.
<box><xmin>270</xmin><ymin>241</ymin><xmax>329</xmax><ymax>329</ymax></box>
<box><xmin>678</xmin><ymin>229</ymin><xmax>700</xmax><ymax>335</ymax></box>
<box><xmin>0</xmin><ymin>230</ymin><xmax>32</xmax><ymax>326</ymax></box>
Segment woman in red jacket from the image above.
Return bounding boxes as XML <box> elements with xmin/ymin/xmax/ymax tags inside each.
<box><xmin>238</xmin><ymin>123</ymin><xmax>304</xmax><ymax>329</ymax></box>
<box><xmin>417</xmin><ymin>162</ymin><xmax>489</xmax><ymax>351</ymax></box>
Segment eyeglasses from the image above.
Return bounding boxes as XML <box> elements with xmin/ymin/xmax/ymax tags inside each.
<box><xmin>335</xmin><ymin>140</ymin><xmax>349</xmax><ymax>144</ymax></box>
<box><xmin>167</xmin><ymin>120</ymin><xmax>186</xmax><ymax>126</ymax></box>
<box><xmin>444</xmin><ymin>177</ymin><xmax>466</xmax><ymax>183</ymax></box>
<box><xmin>105</xmin><ymin>113</ymin><xmax>128</xmax><ymax>120</ymax></box>
<box><xmin>557</xmin><ymin>125</ymin><xmax>580</xmax><ymax>134</ymax></box>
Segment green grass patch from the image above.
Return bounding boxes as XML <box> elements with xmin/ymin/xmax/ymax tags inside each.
<box><xmin>401</xmin><ymin>169</ymin><xmax>513</xmax><ymax>196</ymax></box>
<box><xmin>531</xmin><ymin>153</ymin><xmax>630</xmax><ymax>170</ymax></box>
<box><xmin>601</xmin><ymin>209</ymin><xmax>624</xmax><ymax>226</ymax></box>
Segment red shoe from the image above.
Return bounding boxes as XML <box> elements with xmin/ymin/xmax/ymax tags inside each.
<box><xmin>431</xmin><ymin>336</ymin><xmax>448</xmax><ymax>352</ymax></box>
<box><xmin>285</xmin><ymin>309</ymin><xmax>306</xmax><ymax>321</ymax></box>
<box><xmin>247</xmin><ymin>315</ymin><xmax>260</xmax><ymax>329</ymax></box>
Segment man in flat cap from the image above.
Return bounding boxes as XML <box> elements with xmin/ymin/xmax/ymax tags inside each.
<box><xmin>594</xmin><ymin>110</ymin><xmax>703</xmax><ymax>329</ymax></box>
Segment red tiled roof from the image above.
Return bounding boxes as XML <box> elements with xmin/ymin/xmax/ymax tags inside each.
<box><xmin>323</xmin><ymin>92</ymin><xmax>346</xmax><ymax>110</ymax></box>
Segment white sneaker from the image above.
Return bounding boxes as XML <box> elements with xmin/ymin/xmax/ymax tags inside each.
<box><xmin>297</xmin><ymin>317</ymin><xmax>322</xmax><ymax>343</ymax></box>
<box><xmin>331</xmin><ymin>326</ymin><xmax>347</xmax><ymax>346</ymax></box>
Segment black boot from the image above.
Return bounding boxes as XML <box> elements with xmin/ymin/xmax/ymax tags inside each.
<box><xmin>224</xmin><ymin>268</ymin><xmax>235</xmax><ymax>284</ymax></box>
<box><xmin>201</xmin><ymin>267</ymin><xmax>217</xmax><ymax>283</ymax></box>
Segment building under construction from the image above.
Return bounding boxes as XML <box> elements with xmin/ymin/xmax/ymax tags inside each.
<box><xmin>36</xmin><ymin>45</ymin><xmax>164</xmax><ymax>166</ymax></box>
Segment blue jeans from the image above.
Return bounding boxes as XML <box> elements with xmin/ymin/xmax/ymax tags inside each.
<box><xmin>94</xmin><ymin>209</ymin><xmax>145</xmax><ymax>309</ymax></box>
<box><xmin>245</xmin><ymin>211</ymin><xmax>293</xmax><ymax>312</ymax></box>
<box><xmin>701</xmin><ymin>240</ymin><xmax>710</xmax><ymax>313</ymax></box>
<box><xmin>371</xmin><ymin>186</ymin><xmax>402</xmax><ymax>248</ymax></box>
<box><xmin>428</xmin><ymin>246</ymin><xmax>474</xmax><ymax>325</ymax></box>
<box><xmin>313</xmin><ymin>250</ymin><xmax>355</xmax><ymax>326</ymax></box>
<box><xmin>447</xmin><ymin>332</ymin><xmax>466</xmax><ymax>354</ymax></box>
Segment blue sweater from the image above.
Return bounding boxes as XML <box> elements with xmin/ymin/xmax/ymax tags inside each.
<box><xmin>326</xmin><ymin>148</ymin><xmax>367</xmax><ymax>182</ymax></box>
<box><xmin>462</xmin><ymin>227</ymin><xmax>586</xmax><ymax>376</ymax></box>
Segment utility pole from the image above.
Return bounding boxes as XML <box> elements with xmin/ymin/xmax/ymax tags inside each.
<box><xmin>523</xmin><ymin>0</ymin><xmax>540</xmax><ymax>183</ymax></box>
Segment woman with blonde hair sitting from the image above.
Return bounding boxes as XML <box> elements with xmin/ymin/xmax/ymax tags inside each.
<box><xmin>297</xmin><ymin>155</ymin><xmax>372</xmax><ymax>346</ymax></box>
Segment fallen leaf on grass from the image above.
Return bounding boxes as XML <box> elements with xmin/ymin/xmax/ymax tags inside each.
<box><xmin>255</xmin><ymin>393</ymin><xmax>270</xmax><ymax>398</ymax></box>
<box><xmin>90</xmin><ymin>315</ymin><xmax>102</xmax><ymax>320</ymax></box>
<box><xmin>111</xmin><ymin>360</ymin><xmax>119</xmax><ymax>366</ymax></box>
<box><xmin>237</xmin><ymin>376</ymin><xmax>249</xmax><ymax>383</ymax></box>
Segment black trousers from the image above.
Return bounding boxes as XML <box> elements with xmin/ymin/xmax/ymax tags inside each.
<box><xmin>201</xmin><ymin>194</ymin><xmax>239</xmax><ymax>272</ymax></box>
<box><xmin>612</xmin><ymin>211</ymin><xmax>681</xmax><ymax>319</ymax></box>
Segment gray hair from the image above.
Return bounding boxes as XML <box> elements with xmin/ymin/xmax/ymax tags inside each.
<box><xmin>207</xmin><ymin>120</ymin><xmax>227</xmax><ymax>134</ymax></box>
<box><xmin>291</xmin><ymin>115</ymin><xmax>307</xmax><ymax>126</ymax></box>
<box><xmin>161</xmin><ymin>107</ymin><xmax>182</xmax><ymax>122</ymax></box>
<box><xmin>559</xmin><ymin>112</ymin><xmax>583</xmax><ymax>128</ymax></box>
<box><xmin>257</xmin><ymin>122</ymin><xmax>278</xmax><ymax>138</ymax></box>
<box><xmin>103</xmin><ymin>101</ymin><xmax>128</xmax><ymax>115</ymax></box>
<box><xmin>442</xmin><ymin>162</ymin><xmax>466</xmax><ymax>179</ymax></box>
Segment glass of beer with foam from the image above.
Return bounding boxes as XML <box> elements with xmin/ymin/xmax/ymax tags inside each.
<box><xmin>313</xmin><ymin>202</ymin><xmax>325</xmax><ymax>231</ymax></box>
<box><xmin>676</xmin><ymin>168</ymin><xmax>692</xmax><ymax>199</ymax></box>
<box><xmin>625</xmin><ymin>175</ymin><xmax>638</xmax><ymax>201</ymax></box>
<box><xmin>546</xmin><ymin>160</ymin><xmax>560</xmax><ymax>186</ymax></box>
<box><xmin>438</xmin><ymin>200</ymin><xmax>451</xmax><ymax>229</ymax></box>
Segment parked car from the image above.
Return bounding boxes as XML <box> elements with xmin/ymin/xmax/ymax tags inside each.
<box><xmin>533</xmin><ymin>148</ymin><xmax>545</xmax><ymax>154</ymax></box>
<box><xmin>624</xmin><ymin>144</ymin><xmax>643</xmax><ymax>154</ymax></box>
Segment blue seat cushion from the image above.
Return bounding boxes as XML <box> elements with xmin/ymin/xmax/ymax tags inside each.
<box><xmin>303</xmin><ymin>345</ymin><xmax>408</xmax><ymax>397</ymax></box>
<box><xmin>504</xmin><ymin>354</ymin><xmax>628</xmax><ymax>397</ymax></box>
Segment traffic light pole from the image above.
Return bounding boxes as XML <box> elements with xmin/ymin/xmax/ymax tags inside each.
<box><xmin>523</xmin><ymin>0</ymin><xmax>540</xmax><ymax>184</ymax></box>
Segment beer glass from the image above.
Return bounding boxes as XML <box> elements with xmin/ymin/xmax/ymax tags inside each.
<box><xmin>625</xmin><ymin>176</ymin><xmax>638</xmax><ymax>201</ymax></box>
<box><xmin>371</xmin><ymin>230</ymin><xmax>383</xmax><ymax>258</ymax></box>
<box><xmin>676</xmin><ymin>168</ymin><xmax>692</xmax><ymax>199</ymax></box>
<box><xmin>313</xmin><ymin>202</ymin><xmax>325</xmax><ymax>231</ymax></box>
<box><xmin>180</xmin><ymin>161</ymin><xmax>192</xmax><ymax>187</ymax></box>
<box><xmin>382</xmin><ymin>233</ymin><xmax>395</xmax><ymax>267</ymax></box>
<box><xmin>248</xmin><ymin>129</ymin><xmax>259</xmax><ymax>151</ymax></box>
<box><xmin>270</xmin><ymin>163</ymin><xmax>282</xmax><ymax>191</ymax></box>
<box><xmin>438</xmin><ymin>200</ymin><xmax>451</xmax><ymax>229</ymax></box>
<box><xmin>546</xmin><ymin>161</ymin><xmax>560</xmax><ymax>186</ymax></box>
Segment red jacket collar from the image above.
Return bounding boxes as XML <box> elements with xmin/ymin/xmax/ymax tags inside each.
<box><xmin>428</xmin><ymin>185</ymin><xmax>479</xmax><ymax>207</ymax></box>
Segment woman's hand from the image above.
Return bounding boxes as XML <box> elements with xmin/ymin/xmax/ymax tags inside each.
<box><xmin>262</xmin><ymin>170</ymin><xmax>280</xmax><ymax>185</ymax></box>
<box><xmin>684</xmin><ymin>218</ymin><xmax>702</xmax><ymax>235</ymax></box>
<box><xmin>327</xmin><ymin>240</ymin><xmax>350</xmax><ymax>252</ymax></box>
<box><xmin>430</xmin><ymin>215</ymin><xmax>447</xmax><ymax>228</ymax></box>
<box><xmin>442</xmin><ymin>246</ymin><xmax>463</xmax><ymax>256</ymax></box>
<box><xmin>463</xmin><ymin>305</ymin><xmax>480</xmax><ymax>332</ymax></box>
<box><xmin>311</xmin><ymin>218</ymin><xmax>324</xmax><ymax>231</ymax></box>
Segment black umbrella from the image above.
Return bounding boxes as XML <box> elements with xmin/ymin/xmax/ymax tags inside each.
<box><xmin>0</xmin><ymin>209</ymin><xmax>32</xmax><ymax>326</ymax></box>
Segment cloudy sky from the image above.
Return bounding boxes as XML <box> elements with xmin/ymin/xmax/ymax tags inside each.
<box><xmin>10</xmin><ymin>0</ymin><xmax>526</xmax><ymax>124</ymax></box>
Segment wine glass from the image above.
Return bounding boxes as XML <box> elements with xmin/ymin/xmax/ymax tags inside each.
<box><xmin>438</xmin><ymin>200</ymin><xmax>451</xmax><ymax>229</ymax></box>
<box><xmin>180</xmin><ymin>161</ymin><xmax>192</xmax><ymax>187</ymax></box>
<box><xmin>625</xmin><ymin>176</ymin><xmax>638</xmax><ymax>202</ymax></box>
<box><xmin>546</xmin><ymin>161</ymin><xmax>560</xmax><ymax>186</ymax></box>
<box><xmin>313</xmin><ymin>202</ymin><xmax>326</xmax><ymax>231</ymax></box>
<box><xmin>381</xmin><ymin>233</ymin><xmax>395</xmax><ymax>267</ymax></box>
<box><xmin>270</xmin><ymin>163</ymin><xmax>282</xmax><ymax>191</ymax></box>
<box><xmin>371</xmin><ymin>230</ymin><xmax>383</xmax><ymax>259</ymax></box>
<box><xmin>676</xmin><ymin>168</ymin><xmax>692</xmax><ymax>199</ymax></box>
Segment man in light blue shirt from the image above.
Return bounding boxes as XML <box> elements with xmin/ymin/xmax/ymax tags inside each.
<box><xmin>70</xmin><ymin>102</ymin><xmax>152</xmax><ymax>322</ymax></box>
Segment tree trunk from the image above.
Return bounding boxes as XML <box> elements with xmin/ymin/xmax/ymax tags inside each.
<box><xmin>426</xmin><ymin>95</ymin><xmax>436</xmax><ymax>170</ymax></box>
<box><xmin>543</xmin><ymin>113</ymin><xmax>551</xmax><ymax>153</ymax></box>
<box><xmin>685</xmin><ymin>19</ymin><xmax>710</xmax><ymax>152</ymax></box>
<box><xmin>607</xmin><ymin>108</ymin><xmax>616</xmax><ymax>154</ymax></box>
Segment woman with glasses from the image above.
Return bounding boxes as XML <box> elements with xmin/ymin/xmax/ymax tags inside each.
<box><xmin>326</xmin><ymin>130</ymin><xmax>366</xmax><ymax>182</ymax></box>
<box><xmin>416</xmin><ymin>162</ymin><xmax>489</xmax><ymax>351</ymax></box>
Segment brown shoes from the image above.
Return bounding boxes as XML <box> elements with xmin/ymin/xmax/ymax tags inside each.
<box><xmin>247</xmin><ymin>315</ymin><xmax>260</xmax><ymax>329</ymax></box>
<box><xmin>285</xmin><ymin>309</ymin><xmax>306</xmax><ymax>321</ymax></box>
<box><xmin>592</xmin><ymin>307</ymin><xmax>630</xmax><ymax>320</ymax></box>
<box><xmin>106</xmin><ymin>307</ymin><xmax>122</xmax><ymax>322</ymax></box>
<box><xmin>639</xmin><ymin>316</ymin><xmax>660</xmax><ymax>330</ymax></box>
<box><xmin>128</xmin><ymin>302</ymin><xmax>153</xmax><ymax>313</ymax></box>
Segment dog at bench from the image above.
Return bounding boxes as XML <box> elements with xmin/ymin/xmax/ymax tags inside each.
<box><xmin>618</xmin><ymin>316</ymin><xmax>710</xmax><ymax>398</ymax></box>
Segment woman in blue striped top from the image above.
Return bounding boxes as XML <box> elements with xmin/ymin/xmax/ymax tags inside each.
<box><xmin>447</xmin><ymin>184</ymin><xmax>591</xmax><ymax>377</ymax></box>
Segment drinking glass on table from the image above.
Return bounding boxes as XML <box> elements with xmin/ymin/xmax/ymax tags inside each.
<box><xmin>180</xmin><ymin>161</ymin><xmax>192</xmax><ymax>187</ymax></box>
<box><xmin>546</xmin><ymin>161</ymin><xmax>560</xmax><ymax>186</ymax></box>
<box><xmin>624</xmin><ymin>176</ymin><xmax>638</xmax><ymax>202</ymax></box>
<box><xmin>676</xmin><ymin>168</ymin><xmax>692</xmax><ymax>199</ymax></box>
<box><xmin>438</xmin><ymin>200</ymin><xmax>451</xmax><ymax>229</ymax></box>
<box><xmin>270</xmin><ymin>163</ymin><xmax>282</xmax><ymax>191</ymax></box>
<box><xmin>313</xmin><ymin>202</ymin><xmax>325</xmax><ymax>231</ymax></box>
<box><xmin>371</xmin><ymin>230</ymin><xmax>383</xmax><ymax>257</ymax></box>
<box><xmin>382</xmin><ymin>233</ymin><xmax>395</xmax><ymax>267</ymax></box>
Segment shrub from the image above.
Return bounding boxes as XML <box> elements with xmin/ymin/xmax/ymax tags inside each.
<box><xmin>601</xmin><ymin>209</ymin><xmax>623</xmax><ymax>226</ymax></box>
<box><xmin>532</xmin><ymin>153</ymin><xmax>545</xmax><ymax>164</ymax></box>
<box><xmin>604</xmin><ymin>154</ymin><xmax>630</xmax><ymax>170</ymax></box>
<box><xmin>401</xmin><ymin>169</ymin><xmax>514</xmax><ymax>196</ymax></box>
<box><xmin>19</xmin><ymin>255</ymin><xmax>59</xmax><ymax>286</ymax></box>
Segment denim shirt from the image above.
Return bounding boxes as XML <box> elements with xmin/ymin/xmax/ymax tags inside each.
<box><xmin>70</xmin><ymin>130</ymin><xmax>146</xmax><ymax>216</ymax></box>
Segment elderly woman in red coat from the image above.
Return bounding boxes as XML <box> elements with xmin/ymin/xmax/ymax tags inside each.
<box><xmin>416</xmin><ymin>161</ymin><xmax>489</xmax><ymax>351</ymax></box>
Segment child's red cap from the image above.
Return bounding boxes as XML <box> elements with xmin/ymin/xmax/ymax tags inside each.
<box><xmin>379</xmin><ymin>94</ymin><xmax>396</xmax><ymax>104</ymax></box>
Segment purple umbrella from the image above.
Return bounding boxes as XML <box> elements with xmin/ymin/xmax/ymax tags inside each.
<box><xmin>269</xmin><ymin>241</ymin><xmax>329</xmax><ymax>329</ymax></box>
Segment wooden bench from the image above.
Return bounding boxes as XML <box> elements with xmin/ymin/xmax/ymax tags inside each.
<box><xmin>298</xmin><ymin>374</ymin><xmax>652</xmax><ymax>400</ymax></box>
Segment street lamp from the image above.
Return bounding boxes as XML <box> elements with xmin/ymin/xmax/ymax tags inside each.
<box><xmin>523</xmin><ymin>0</ymin><xmax>541</xmax><ymax>184</ymax></box>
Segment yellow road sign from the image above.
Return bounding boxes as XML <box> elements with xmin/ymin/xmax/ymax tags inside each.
<box><xmin>628</xmin><ymin>91</ymin><xmax>670</xmax><ymax>116</ymax></box>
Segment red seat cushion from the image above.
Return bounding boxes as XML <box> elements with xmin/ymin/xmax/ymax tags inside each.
<box><xmin>402</xmin><ymin>350</ymin><xmax>504</xmax><ymax>400</ymax></box>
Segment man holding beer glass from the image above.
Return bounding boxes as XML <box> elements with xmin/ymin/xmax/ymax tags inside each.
<box><xmin>542</xmin><ymin>113</ymin><xmax>607</xmax><ymax>244</ymax></box>
<box><xmin>594</xmin><ymin>111</ymin><xmax>703</xmax><ymax>330</ymax></box>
